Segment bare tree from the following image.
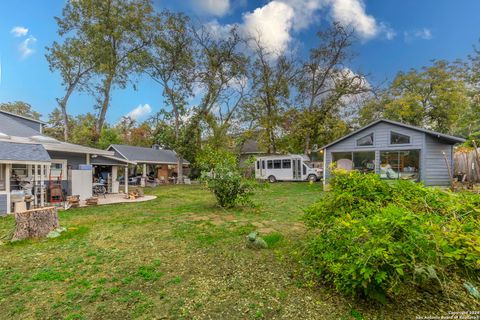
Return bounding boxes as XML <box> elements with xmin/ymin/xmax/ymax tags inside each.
<box><xmin>46</xmin><ymin>38</ymin><xmax>96</xmax><ymax>141</ymax></box>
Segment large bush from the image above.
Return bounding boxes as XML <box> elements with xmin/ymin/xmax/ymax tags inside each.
<box><xmin>302</xmin><ymin>169</ymin><xmax>480</xmax><ymax>302</ymax></box>
<box><xmin>197</xmin><ymin>146</ymin><xmax>258</xmax><ymax>208</ymax></box>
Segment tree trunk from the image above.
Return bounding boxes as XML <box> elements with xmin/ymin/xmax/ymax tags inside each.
<box><xmin>173</xmin><ymin>105</ymin><xmax>184</xmax><ymax>184</ymax></box>
<box><xmin>12</xmin><ymin>207</ymin><xmax>59</xmax><ymax>241</ymax></box>
<box><xmin>58</xmin><ymin>84</ymin><xmax>75</xmax><ymax>141</ymax></box>
<box><xmin>95</xmin><ymin>74</ymin><xmax>114</xmax><ymax>141</ymax></box>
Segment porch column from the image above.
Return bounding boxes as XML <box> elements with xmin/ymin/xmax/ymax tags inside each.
<box><xmin>34</xmin><ymin>164</ymin><xmax>38</xmax><ymax>205</ymax></box>
<box><xmin>124</xmin><ymin>166</ymin><xmax>129</xmax><ymax>194</ymax></box>
<box><xmin>40</xmin><ymin>164</ymin><xmax>45</xmax><ymax>207</ymax></box>
<box><xmin>141</xmin><ymin>163</ymin><xmax>147</xmax><ymax>187</ymax></box>
<box><xmin>86</xmin><ymin>154</ymin><xmax>90</xmax><ymax>164</ymax></box>
<box><xmin>6</xmin><ymin>164</ymin><xmax>11</xmax><ymax>214</ymax></box>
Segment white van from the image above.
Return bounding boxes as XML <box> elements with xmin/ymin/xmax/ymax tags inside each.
<box><xmin>255</xmin><ymin>155</ymin><xmax>321</xmax><ymax>182</ymax></box>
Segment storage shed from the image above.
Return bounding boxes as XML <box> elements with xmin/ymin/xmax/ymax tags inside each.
<box><xmin>321</xmin><ymin>119</ymin><xmax>466</xmax><ymax>186</ymax></box>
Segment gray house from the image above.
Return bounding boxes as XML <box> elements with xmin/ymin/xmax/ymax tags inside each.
<box><xmin>322</xmin><ymin>119</ymin><xmax>466</xmax><ymax>186</ymax></box>
<box><xmin>0</xmin><ymin>111</ymin><xmax>131</xmax><ymax>215</ymax></box>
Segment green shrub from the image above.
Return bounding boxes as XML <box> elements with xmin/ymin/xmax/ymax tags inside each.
<box><xmin>302</xmin><ymin>169</ymin><xmax>480</xmax><ymax>302</ymax></box>
<box><xmin>197</xmin><ymin>145</ymin><xmax>258</xmax><ymax>208</ymax></box>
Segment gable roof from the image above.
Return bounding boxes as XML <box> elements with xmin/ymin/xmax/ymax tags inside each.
<box><xmin>0</xmin><ymin>110</ymin><xmax>46</xmax><ymax>125</ymax></box>
<box><xmin>108</xmin><ymin>144</ymin><xmax>189</xmax><ymax>164</ymax></box>
<box><xmin>0</xmin><ymin>112</ymin><xmax>41</xmax><ymax>137</ymax></box>
<box><xmin>0</xmin><ymin>112</ymin><xmax>113</xmax><ymax>156</ymax></box>
<box><xmin>0</xmin><ymin>141</ymin><xmax>51</xmax><ymax>163</ymax></box>
<box><xmin>322</xmin><ymin>119</ymin><xmax>466</xmax><ymax>150</ymax></box>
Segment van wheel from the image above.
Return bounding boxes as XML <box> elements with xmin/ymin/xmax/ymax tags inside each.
<box><xmin>268</xmin><ymin>175</ymin><xmax>276</xmax><ymax>183</ymax></box>
<box><xmin>307</xmin><ymin>174</ymin><xmax>317</xmax><ymax>182</ymax></box>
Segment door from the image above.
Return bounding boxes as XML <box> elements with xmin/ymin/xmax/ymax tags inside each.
<box><xmin>292</xmin><ymin>159</ymin><xmax>301</xmax><ymax>180</ymax></box>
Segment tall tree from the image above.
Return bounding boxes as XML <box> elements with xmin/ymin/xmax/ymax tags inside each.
<box><xmin>55</xmin><ymin>0</ymin><xmax>155</xmax><ymax>141</ymax></box>
<box><xmin>244</xmin><ymin>39</ymin><xmax>296</xmax><ymax>153</ymax></box>
<box><xmin>143</xmin><ymin>11</ymin><xmax>195</xmax><ymax>183</ymax></box>
<box><xmin>192</xmin><ymin>25</ymin><xmax>249</xmax><ymax>148</ymax></box>
<box><xmin>358</xmin><ymin>61</ymin><xmax>470</xmax><ymax>135</ymax></box>
<box><xmin>0</xmin><ymin>101</ymin><xmax>41</xmax><ymax>120</ymax></box>
<box><xmin>46</xmin><ymin>38</ymin><xmax>96</xmax><ymax>141</ymax></box>
<box><xmin>295</xmin><ymin>23</ymin><xmax>371</xmax><ymax>153</ymax></box>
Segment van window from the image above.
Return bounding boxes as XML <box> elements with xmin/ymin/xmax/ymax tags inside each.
<box><xmin>267</xmin><ymin>160</ymin><xmax>273</xmax><ymax>169</ymax></box>
<box><xmin>273</xmin><ymin>160</ymin><xmax>281</xmax><ymax>169</ymax></box>
<box><xmin>303</xmin><ymin>164</ymin><xmax>307</xmax><ymax>175</ymax></box>
<box><xmin>262</xmin><ymin>161</ymin><xmax>265</xmax><ymax>169</ymax></box>
<box><xmin>256</xmin><ymin>161</ymin><xmax>259</xmax><ymax>169</ymax></box>
<box><xmin>282</xmin><ymin>159</ymin><xmax>291</xmax><ymax>169</ymax></box>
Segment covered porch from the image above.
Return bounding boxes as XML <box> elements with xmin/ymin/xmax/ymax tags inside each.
<box><xmin>0</xmin><ymin>142</ymin><xmax>52</xmax><ymax>215</ymax></box>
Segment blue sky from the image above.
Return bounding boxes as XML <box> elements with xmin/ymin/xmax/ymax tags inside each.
<box><xmin>0</xmin><ymin>0</ymin><xmax>479</xmax><ymax>124</ymax></box>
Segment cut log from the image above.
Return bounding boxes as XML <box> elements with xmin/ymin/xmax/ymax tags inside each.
<box><xmin>86</xmin><ymin>197</ymin><xmax>99</xmax><ymax>206</ymax></box>
<box><xmin>12</xmin><ymin>207</ymin><xmax>59</xmax><ymax>241</ymax></box>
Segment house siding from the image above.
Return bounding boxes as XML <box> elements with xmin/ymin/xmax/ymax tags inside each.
<box><xmin>47</xmin><ymin>151</ymin><xmax>88</xmax><ymax>170</ymax></box>
<box><xmin>0</xmin><ymin>194</ymin><xmax>7</xmax><ymax>215</ymax></box>
<box><xmin>423</xmin><ymin>135</ymin><xmax>452</xmax><ymax>186</ymax></box>
<box><xmin>325</xmin><ymin>122</ymin><xmax>424</xmax><ymax>181</ymax></box>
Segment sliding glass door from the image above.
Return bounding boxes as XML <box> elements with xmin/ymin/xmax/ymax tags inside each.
<box><xmin>331</xmin><ymin>151</ymin><xmax>375</xmax><ymax>173</ymax></box>
<box><xmin>380</xmin><ymin>150</ymin><xmax>420</xmax><ymax>181</ymax></box>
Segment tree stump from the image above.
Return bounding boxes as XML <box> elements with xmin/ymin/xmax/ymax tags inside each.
<box><xmin>12</xmin><ymin>207</ymin><xmax>59</xmax><ymax>241</ymax></box>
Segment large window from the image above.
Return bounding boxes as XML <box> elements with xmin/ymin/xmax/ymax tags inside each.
<box><xmin>380</xmin><ymin>150</ymin><xmax>419</xmax><ymax>181</ymax></box>
<box><xmin>0</xmin><ymin>164</ymin><xmax>5</xmax><ymax>191</ymax></box>
<box><xmin>391</xmin><ymin>132</ymin><xmax>410</xmax><ymax>144</ymax></box>
<box><xmin>331</xmin><ymin>151</ymin><xmax>375</xmax><ymax>172</ymax></box>
<box><xmin>282</xmin><ymin>159</ymin><xmax>291</xmax><ymax>169</ymax></box>
<box><xmin>267</xmin><ymin>160</ymin><xmax>273</xmax><ymax>169</ymax></box>
<box><xmin>357</xmin><ymin>133</ymin><xmax>374</xmax><ymax>146</ymax></box>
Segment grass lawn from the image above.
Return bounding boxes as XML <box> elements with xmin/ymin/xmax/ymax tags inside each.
<box><xmin>0</xmin><ymin>183</ymin><xmax>475</xmax><ymax>319</ymax></box>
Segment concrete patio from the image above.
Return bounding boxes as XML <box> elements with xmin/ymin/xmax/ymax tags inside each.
<box><xmin>77</xmin><ymin>193</ymin><xmax>157</xmax><ymax>208</ymax></box>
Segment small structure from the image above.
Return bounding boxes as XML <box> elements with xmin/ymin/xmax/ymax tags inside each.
<box><xmin>107</xmin><ymin>144</ymin><xmax>189</xmax><ymax>185</ymax></box>
<box><xmin>321</xmin><ymin>119</ymin><xmax>466</xmax><ymax>186</ymax></box>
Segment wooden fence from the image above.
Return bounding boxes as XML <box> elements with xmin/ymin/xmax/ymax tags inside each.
<box><xmin>454</xmin><ymin>148</ymin><xmax>480</xmax><ymax>183</ymax></box>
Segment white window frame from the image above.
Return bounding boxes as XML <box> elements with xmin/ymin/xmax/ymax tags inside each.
<box><xmin>50</xmin><ymin>159</ymin><xmax>68</xmax><ymax>180</ymax></box>
<box><xmin>356</xmin><ymin>133</ymin><xmax>374</xmax><ymax>147</ymax></box>
<box><xmin>390</xmin><ymin>131</ymin><xmax>411</xmax><ymax>145</ymax></box>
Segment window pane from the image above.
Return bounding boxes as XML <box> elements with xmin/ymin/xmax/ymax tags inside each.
<box><xmin>0</xmin><ymin>164</ymin><xmax>5</xmax><ymax>191</ymax></box>
<box><xmin>273</xmin><ymin>160</ymin><xmax>281</xmax><ymax>169</ymax></box>
<box><xmin>282</xmin><ymin>159</ymin><xmax>291</xmax><ymax>169</ymax></box>
<box><xmin>303</xmin><ymin>164</ymin><xmax>307</xmax><ymax>175</ymax></box>
<box><xmin>256</xmin><ymin>161</ymin><xmax>259</xmax><ymax>169</ymax></box>
<box><xmin>380</xmin><ymin>150</ymin><xmax>419</xmax><ymax>180</ymax></box>
<box><xmin>262</xmin><ymin>161</ymin><xmax>265</xmax><ymax>169</ymax></box>
<box><xmin>332</xmin><ymin>152</ymin><xmax>353</xmax><ymax>170</ymax></box>
<box><xmin>391</xmin><ymin>132</ymin><xmax>410</xmax><ymax>144</ymax></box>
<box><xmin>353</xmin><ymin>152</ymin><xmax>375</xmax><ymax>173</ymax></box>
<box><xmin>267</xmin><ymin>160</ymin><xmax>273</xmax><ymax>169</ymax></box>
<box><xmin>357</xmin><ymin>133</ymin><xmax>374</xmax><ymax>146</ymax></box>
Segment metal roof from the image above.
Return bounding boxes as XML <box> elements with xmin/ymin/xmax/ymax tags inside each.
<box><xmin>109</xmin><ymin>144</ymin><xmax>189</xmax><ymax>164</ymax></box>
<box><xmin>321</xmin><ymin>119</ymin><xmax>466</xmax><ymax>150</ymax></box>
<box><xmin>0</xmin><ymin>141</ymin><xmax>51</xmax><ymax>162</ymax></box>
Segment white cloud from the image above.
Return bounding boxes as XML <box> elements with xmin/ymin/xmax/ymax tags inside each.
<box><xmin>241</xmin><ymin>1</ymin><xmax>295</xmax><ymax>55</ymax></box>
<box><xmin>10</xmin><ymin>26</ymin><xmax>28</xmax><ymax>37</ymax></box>
<box><xmin>193</xmin><ymin>0</ymin><xmax>230</xmax><ymax>17</ymax></box>
<box><xmin>330</xmin><ymin>0</ymin><xmax>379</xmax><ymax>40</ymax></box>
<box><xmin>19</xmin><ymin>36</ymin><xmax>37</xmax><ymax>58</ymax></box>
<box><xmin>404</xmin><ymin>28</ymin><xmax>432</xmax><ymax>42</ymax></box>
<box><xmin>126</xmin><ymin>104</ymin><xmax>152</xmax><ymax>121</ymax></box>
<box><xmin>277</xmin><ymin>0</ymin><xmax>327</xmax><ymax>31</ymax></box>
